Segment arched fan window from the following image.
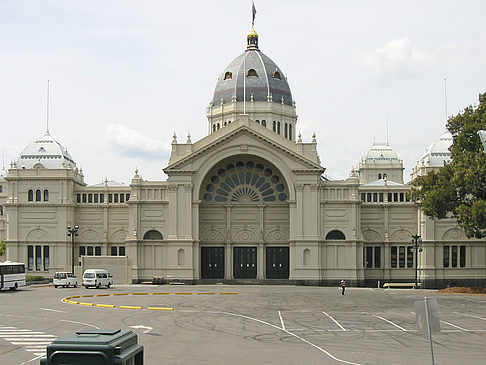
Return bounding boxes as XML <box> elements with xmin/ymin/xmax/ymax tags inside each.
<box><xmin>143</xmin><ymin>230</ymin><xmax>163</xmax><ymax>240</ymax></box>
<box><xmin>326</xmin><ymin>230</ymin><xmax>346</xmax><ymax>240</ymax></box>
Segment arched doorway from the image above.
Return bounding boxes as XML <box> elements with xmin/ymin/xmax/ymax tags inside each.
<box><xmin>199</xmin><ymin>156</ymin><xmax>290</xmax><ymax>280</ymax></box>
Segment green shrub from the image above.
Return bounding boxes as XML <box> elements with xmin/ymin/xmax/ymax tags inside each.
<box><xmin>26</xmin><ymin>275</ymin><xmax>46</xmax><ymax>282</ymax></box>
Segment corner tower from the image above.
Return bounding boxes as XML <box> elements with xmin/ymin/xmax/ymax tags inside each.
<box><xmin>207</xmin><ymin>28</ymin><xmax>297</xmax><ymax>141</ymax></box>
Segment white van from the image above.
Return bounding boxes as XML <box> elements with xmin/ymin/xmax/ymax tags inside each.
<box><xmin>53</xmin><ymin>272</ymin><xmax>77</xmax><ymax>288</ymax></box>
<box><xmin>82</xmin><ymin>269</ymin><xmax>113</xmax><ymax>289</ymax></box>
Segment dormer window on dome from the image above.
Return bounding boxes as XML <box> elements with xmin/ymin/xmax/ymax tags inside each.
<box><xmin>38</xmin><ymin>147</ymin><xmax>46</xmax><ymax>152</ymax></box>
<box><xmin>247</xmin><ymin>69</ymin><xmax>258</xmax><ymax>77</ymax></box>
<box><xmin>224</xmin><ymin>71</ymin><xmax>232</xmax><ymax>80</ymax></box>
<box><xmin>272</xmin><ymin>71</ymin><xmax>281</xmax><ymax>80</ymax></box>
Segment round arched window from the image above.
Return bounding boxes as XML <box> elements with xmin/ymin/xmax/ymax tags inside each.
<box><xmin>202</xmin><ymin>159</ymin><xmax>288</xmax><ymax>203</ymax></box>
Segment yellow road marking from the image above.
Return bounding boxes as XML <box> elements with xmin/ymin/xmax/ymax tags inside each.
<box><xmin>197</xmin><ymin>293</ymin><xmax>215</xmax><ymax>295</ymax></box>
<box><xmin>220</xmin><ymin>292</ymin><xmax>238</xmax><ymax>295</ymax></box>
<box><xmin>96</xmin><ymin>294</ymin><xmax>110</xmax><ymax>297</ymax></box>
<box><xmin>96</xmin><ymin>304</ymin><xmax>115</xmax><ymax>308</ymax></box>
<box><xmin>82</xmin><ymin>295</ymin><xmax>93</xmax><ymax>298</ymax></box>
<box><xmin>148</xmin><ymin>307</ymin><xmax>174</xmax><ymax>311</ymax></box>
<box><xmin>79</xmin><ymin>302</ymin><xmax>94</xmax><ymax>306</ymax></box>
<box><xmin>114</xmin><ymin>293</ymin><xmax>129</xmax><ymax>296</ymax></box>
<box><xmin>132</xmin><ymin>293</ymin><xmax>149</xmax><ymax>295</ymax></box>
<box><xmin>175</xmin><ymin>293</ymin><xmax>192</xmax><ymax>295</ymax></box>
<box><xmin>120</xmin><ymin>305</ymin><xmax>142</xmax><ymax>310</ymax></box>
<box><xmin>153</xmin><ymin>293</ymin><xmax>170</xmax><ymax>295</ymax></box>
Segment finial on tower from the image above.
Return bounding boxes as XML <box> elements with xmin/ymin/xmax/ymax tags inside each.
<box><xmin>247</xmin><ymin>2</ymin><xmax>259</xmax><ymax>50</ymax></box>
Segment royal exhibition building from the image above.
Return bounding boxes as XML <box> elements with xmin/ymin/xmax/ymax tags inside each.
<box><xmin>0</xmin><ymin>26</ymin><xmax>484</xmax><ymax>288</ymax></box>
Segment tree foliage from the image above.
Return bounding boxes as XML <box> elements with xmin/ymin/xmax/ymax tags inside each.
<box><xmin>0</xmin><ymin>241</ymin><xmax>5</xmax><ymax>257</ymax></box>
<box><xmin>410</xmin><ymin>93</ymin><xmax>486</xmax><ymax>238</ymax></box>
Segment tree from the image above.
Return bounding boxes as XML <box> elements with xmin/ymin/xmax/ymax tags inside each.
<box><xmin>410</xmin><ymin>92</ymin><xmax>486</xmax><ymax>239</ymax></box>
<box><xmin>0</xmin><ymin>241</ymin><xmax>5</xmax><ymax>257</ymax></box>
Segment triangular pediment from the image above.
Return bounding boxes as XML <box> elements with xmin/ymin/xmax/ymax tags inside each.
<box><xmin>164</xmin><ymin>118</ymin><xmax>324</xmax><ymax>174</ymax></box>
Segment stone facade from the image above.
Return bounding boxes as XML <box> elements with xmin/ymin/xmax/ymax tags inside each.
<box><xmin>1</xmin><ymin>28</ymin><xmax>484</xmax><ymax>288</ymax></box>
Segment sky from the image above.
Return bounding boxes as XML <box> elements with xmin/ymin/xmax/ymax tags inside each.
<box><xmin>1</xmin><ymin>0</ymin><xmax>486</xmax><ymax>185</ymax></box>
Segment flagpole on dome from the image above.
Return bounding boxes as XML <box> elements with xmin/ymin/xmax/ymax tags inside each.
<box><xmin>46</xmin><ymin>79</ymin><xmax>50</xmax><ymax>135</ymax></box>
<box><xmin>252</xmin><ymin>1</ymin><xmax>257</xmax><ymax>28</ymax></box>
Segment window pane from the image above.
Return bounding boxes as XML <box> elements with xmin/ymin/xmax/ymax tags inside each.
<box><xmin>394</xmin><ymin>193</ymin><xmax>398</xmax><ymax>202</ymax></box>
<box><xmin>88</xmin><ymin>194</ymin><xmax>93</xmax><ymax>203</ymax></box>
<box><xmin>367</xmin><ymin>193</ymin><xmax>372</xmax><ymax>202</ymax></box>
<box><xmin>119</xmin><ymin>246</ymin><xmax>126</xmax><ymax>256</ymax></box>
<box><xmin>443</xmin><ymin>246</ymin><xmax>449</xmax><ymax>267</ymax></box>
<box><xmin>400</xmin><ymin>192</ymin><xmax>404</xmax><ymax>202</ymax></box>
<box><xmin>79</xmin><ymin>246</ymin><xmax>86</xmax><ymax>257</ymax></box>
<box><xmin>460</xmin><ymin>246</ymin><xmax>466</xmax><ymax>267</ymax></box>
<box><xmin>374</xmin><ymin>246</ymin><xmax>381</xmax><ymax>268</ymax></box>
<box><xmin>399</xmin><ymin>246</ymin><xmax>405</xmax><ymax>268</ymax></box>
<box><xmin>28</xmin><ymin>245</ymin><xmax>34</xmax><ymax>270</ymax></box>
<box><xmin>82</xmin><ymin>194</ymin><xmax>87</xmax><ymax>203</ymax></box>
<box><xmin>126</xmin><ymin>194</ymin><xmax>130</xmax><ymax>202</ymax></box>
<box><xmin>87</xmin><ymin>246</ymin><xmax>93</xmax><ymax>256</ymax></box>
<box><xmin>36</xmin><ymin>190</ymin><xmax>41</xmax><ymax>201</ymax></box>
<box><xmin>379</xmin><ymin>193</ymin><xmax>383</xmax><ymax>202</ymax></box>
<box><xmin>109</xmin><ymin>194</ymin><xmax>113</xmax><ymax>203</ymax></box>
<box><xmin>94</xmin><ymin>194</ymin><xmax>98</xmax><ymax>203</ymax></box>
<box><xmin>35</xmin><ymin>245</ymin><xmax>42</xmax><ymax>271</ymax></box>
<box><xmin>114</xmin><ymin>194</ymin><xmax>118</xmax><ymax>203</ymax></box>
<box><xmin>120</xmin><ymin>194</ymin><xmax>124</xmax><ymax>203</ymax></box>
<box><xmin>111</xmin><ymin>246</ymin><xmax>118</xmax><ymax>256</ymax></box>
<box><xmin>452</xmin><ymin>245</ymin><xmax>458</xmax><ymax>267</ymax></box>
<box><xmin>77</xmin><ymin>194</ymin><xmax>81</xmax><ymax>203</ymax></box>
<box><xmin>43</xmin><ymin>190</ymin><xmax>49</xmax><ymax>202</ymax></box>
<box><xmin>373</xmin><ymin>193</ymin><xmax>378</xmax><ymax>202</ymax></box>
<box><xmin>361</xmin><ymin>193</ymin><xmax>366</xmax><ymax>202</ymax></box>
<box><xmin>43</xmin><ymin>246</ymin><xmax>49</xmax><ymax>271</ymax></box>
<box><xmin>100</xmin><ymin>194</ymin><xmax>104</xmax><ymax>203</ymax></box>
<box><xmin>391</xmin><ymin>247</ymin><xmax>397</xmax><ymax>268</ymax></box>
<box><xmin>407</xmin><ymin>246</ymin><xmax>413</xmax><ymax>268</ymax></box>
<box><xmin>388</xmin><ymin>193</ymin><xmax>392</xmax><ymax>202</ymax></box>
<box><xmin>28</xmin><ymin>190</ymin><xmax>34</xmax><ymax>201</ymax></box>
<box><xmin>366</xmin><ymin>246</ymin><xmax>373</xmax><ymax>268</ymax></box>
<box><xmin>95</xmin><ymin>246</ymin><xmax>101</xmax><ymax>256</ymax></box>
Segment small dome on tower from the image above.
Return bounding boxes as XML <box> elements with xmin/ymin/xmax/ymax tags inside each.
<box><xmin>17</xmin><ymin>132</ymin><xmax>76</xmax><ymax>169</ymax></box>
<box><xmin>418</xmin><ymin>131</ymin><xmax>452</xmax><ymax>168</ymax></box>
<box><xmin>364</xmin><ymin>143</ymin><xmax>401</xmax><ymax>164</ymax></box>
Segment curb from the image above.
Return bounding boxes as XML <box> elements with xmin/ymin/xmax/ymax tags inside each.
<box><xmin>61</xmin><ymin>291</ymin><xmax>238</xmax><ymax>310</ymax></box>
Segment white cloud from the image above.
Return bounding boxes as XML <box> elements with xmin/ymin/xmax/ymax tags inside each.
<box><xmin>105</xmin><ymin>123</ymin><xmax>170</xmax><ymax>160</ymax></box>
<box><xmin>359</xmin><ymin>37</ymin><xmax>433</xmax><ymax>79</ymax></box>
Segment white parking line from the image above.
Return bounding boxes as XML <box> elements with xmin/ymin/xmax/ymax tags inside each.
<box><xmin>440</xmin><ymin>320</ymin><xmax>469</xmax><ymax>332</ymax></box>
<box><xmin>278</xmin><ymin>310</ymin><xmax>286</xmax><ymax>330</ymax></box>
<box><xmin>322</xmin><ymin>311</ymin><xmax>347</xmax><ymax>331</ymax></box>
<box><xmin>453</xmin><ymin>312</ymin><xmax>486</xmax><ymax>321</ymax></box>
<box><xmin>373</xmin><ymin>315</ymin><xmax>407</xmax><ymax>332</ymax></box>
<box><xmin>221</xmin><ymin>311</ymin><xmax>364</xmax><ymax>365</ymax></box>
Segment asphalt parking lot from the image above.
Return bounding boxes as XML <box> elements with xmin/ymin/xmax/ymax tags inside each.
<box><xmin>0</xmin><ymin>285</ymin><xmax>485</xmax><ymax>364</ymax></box>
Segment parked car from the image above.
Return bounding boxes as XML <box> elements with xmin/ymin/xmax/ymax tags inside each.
<box><xmin>82</xmin><ymin>269</ymin><xmax>113</xmax><ymax>289</ymax></box>
<box><xmin>53</xmin><ymin>272</ymin><xmax>77</xmax><ymax>288</ymax></box>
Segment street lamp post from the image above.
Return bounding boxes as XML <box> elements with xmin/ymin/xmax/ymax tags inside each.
<box><xmin>411</xmin><ymin>234</ymin><xmax>423</xmax><ymax>289</ymax></box>
<box><xmin>67</xmin><ymin>225</ymin><xmax>79</xmax><ymax>275</ymax></box>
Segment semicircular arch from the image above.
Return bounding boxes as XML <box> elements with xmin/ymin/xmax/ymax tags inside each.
<box><xmin>390</xmin><ymin>229</ymin><xmax>413</xmax><ymax>242</ymax></box>
<box><xmin>26</xmin><ymin>228</ymin><xmax>50</xmax><ymax>242</ymax></box>
<box><xmin>192</xmin><ymin>147</ymin><xmax>297</xmax><ymax>202</ymax></box>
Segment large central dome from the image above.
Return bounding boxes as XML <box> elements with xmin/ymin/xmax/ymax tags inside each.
<box><xmin>207</xmin><ymin>28</ymin><xmax>297</xmax><ymax>141</ymax></box>
<box><xmin>212</xmin><ymin>29</ymin><xmax>293</xmax><ymax>106</ymax></box>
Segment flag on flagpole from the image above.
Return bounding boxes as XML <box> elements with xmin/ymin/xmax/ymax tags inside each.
<box><xmin>252</xmin><ymin>1</ymin><xmax>257</xmax><ymax>26</ymax></box>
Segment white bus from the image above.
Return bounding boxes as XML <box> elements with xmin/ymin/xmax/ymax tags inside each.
<box><xmin>0</xmin><ymin>261</ymin><xmax>26</xmax><ymax>291</ymax></box>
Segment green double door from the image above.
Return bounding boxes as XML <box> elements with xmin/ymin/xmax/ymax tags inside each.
<box><xmin>266</xmin><ymin>247</ymin><xmax>289</xmax><ymax>279</ymax></box>
<box><xmin>201</xmin><ymin>246</ymin><xmax>289</xmax><ymax>279</ymax></box>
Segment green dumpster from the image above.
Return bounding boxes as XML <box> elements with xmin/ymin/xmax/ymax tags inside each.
<box><xmin>40</xmin><ymin>329</ymin><xmax>143</xmax><ymax>365</ymax></box>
